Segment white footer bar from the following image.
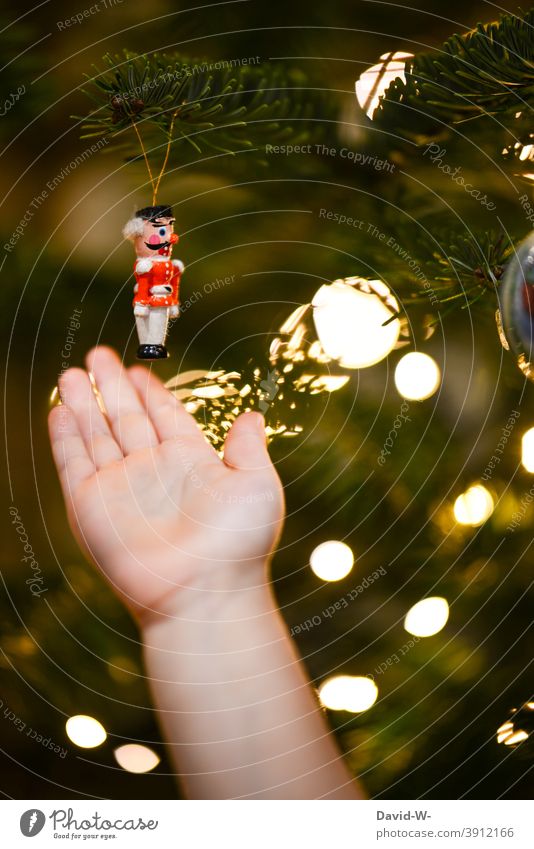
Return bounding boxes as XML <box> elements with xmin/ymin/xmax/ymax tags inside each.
<box><xmin>1</xmin><ymin>800</ymin><xmax>531</xmax><ymax>847</ymax></box>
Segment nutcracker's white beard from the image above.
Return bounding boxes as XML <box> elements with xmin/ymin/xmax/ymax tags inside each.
<box><xmin>135</xmin><ymin>307</ymin><xmax>169</xmax><ymax>346</ymax></box>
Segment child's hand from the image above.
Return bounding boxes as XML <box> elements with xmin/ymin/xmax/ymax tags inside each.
<box><xmin>49</xmin><ymin>347</ymin><xmax>361</xmax><ymax>800</ymax></box>
<box><xmin>48</xmin><ymin>347</ymin><xmax>284</xmax><ymax>626</ymax></box>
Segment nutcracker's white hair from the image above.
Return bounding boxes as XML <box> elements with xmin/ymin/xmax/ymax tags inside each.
<box><xmin>122</xmin><ymin>216</ymin><xmax>145</xmax><ymax>241</ymax></box>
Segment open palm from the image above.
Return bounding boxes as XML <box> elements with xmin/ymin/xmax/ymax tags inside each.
<box><xmin>48</xmin><ymin>347</ymin><xmax>284</xmax><ymax>625</ymax></box>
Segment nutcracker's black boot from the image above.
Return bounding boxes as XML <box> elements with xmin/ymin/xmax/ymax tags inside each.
<box><xmin>137</xmin><ymin>344</ymin><xmax>169</xmax><ymax>360</ymax></box>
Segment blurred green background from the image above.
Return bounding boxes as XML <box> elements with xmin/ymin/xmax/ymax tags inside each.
<box><xmin>2</xmin><ymin>0</ymin><xmax>533</xmax><ymax>799</ymax></box>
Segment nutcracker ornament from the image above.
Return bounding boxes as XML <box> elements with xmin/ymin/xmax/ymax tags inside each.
<box><xmin>123</xmin><ymin>204</ymin><xmax>184</xmax><ymax>360</ymax></box>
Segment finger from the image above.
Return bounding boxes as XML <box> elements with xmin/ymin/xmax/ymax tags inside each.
<box><xmin>59</xmin><ymin>368</ymin><xmax>123</xmax><ymax>468</ymax></box>
<box><xmin>128</xmin><ymin>365</ymin><xmax>214</xmax><ymax>453</ymax></box>
<box><xmin>85</xmin><ymin>346</ymin><xmax>159</xmax><ymax>455</ymax></box>
<box><xmin>223</xmin><ymin>412</ymin><xmax>272</xmax><ymax>471</ymax></box>
<box><xmin>48</xmin><ymin>405</ymin><xmax>95</xmax><ymax>497</ymax></box>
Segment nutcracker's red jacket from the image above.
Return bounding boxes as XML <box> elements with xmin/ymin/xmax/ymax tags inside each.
<box><xmin>133</xmin><ymin>258</ymin><xmax>183</xmax><ymax>308</ymax></box>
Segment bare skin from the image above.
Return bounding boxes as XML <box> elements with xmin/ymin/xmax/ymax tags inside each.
<box><xmin>48</xmin><ymin>346</ymin><xmax>362</xmax><ymax>800</ymax></box>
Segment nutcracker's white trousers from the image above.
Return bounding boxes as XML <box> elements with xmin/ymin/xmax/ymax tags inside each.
<box><xmin>135</xmin><ymin>307</ymin><xmax>169</xmax><ymax>346</ymax></box>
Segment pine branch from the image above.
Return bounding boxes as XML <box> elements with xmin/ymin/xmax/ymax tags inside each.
<box><xmin>403</xmin><ymin>230</ymin><xmax>515</xmax><ymax>314</ymax></box>
<box><xmin>77</xmin><ymin>51</ymin><xmax>330</xmax><ymax>176</ymax></box>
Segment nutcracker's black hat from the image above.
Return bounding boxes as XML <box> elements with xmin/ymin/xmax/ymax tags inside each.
<box><xmin>135</xmin><ymin>204</ymin><xmax>174</xmax><ymax>221</ymax></box>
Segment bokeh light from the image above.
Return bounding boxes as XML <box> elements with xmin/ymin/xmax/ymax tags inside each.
<box><xmin>454</xmin><ymin>484</ymin><xmax>494</xmax><ymax>526</ymax></box>
<box><xmin>65</xmin><ymin>715</ymin><xmax>107</xmax><ymax>748</ymax></box>
<box><xmin>521</xmin><ymin>427</ymin><xmax>534</xmax><ymax>472</ymax></box>
<box><xmin>404</xmin><ymin>597</ymin><xmax>449</xmax><ymax>637</ymax></box>
<box><xmin>114</xmin><ymin>744</ymin><xmax>160</xmax><ymax>773</ymax></box>
<box><xmin>318</xmin><ymin>675</ymin><xmax>378</xmax><ymax>712</ymax></box>
<box><xmin>310</xmin><ymin>540</ymin><xmax>355</xmax><ymax>581</ymax></box>
<box><xmin>519</xmin><ymin>143</ymin><xmax>534</xmax><ymax>162</ymax></box>
<box><xmin>312</xmin><ymin>278</ymin><xmax>400</xmax><ymax>368</ymax></box>
<box><xmin>355</xmin><ymin>52</ymin><xmax>414</xmax><ymax>118</ymax></box>
<box><xmin>192</xmin><ymin>384</ymin><xmax>226</xmax><ymax>399</ymax></box>
<box><xmin>496</xmin><ymin>702</ymin><xmax>534</xmax><ymax>748</ymax></box>
<box><xmin>394</xmin><ymin>351</ymin><xmax>440</xmax><ymax>400</ymax></box>
<box><xmin>496</xmin><ymin>723</ymin><xmax>529</xmax><ymax>746</ymax></box>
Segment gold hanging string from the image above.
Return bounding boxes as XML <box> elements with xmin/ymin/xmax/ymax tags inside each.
<box><xmin>131</xmin><ymin>119</ymin><xmax>156</xmax><ymax>201</ymax></box>
<box><xmin>152</xmin><ymin>110</ymin><xmax>178</xmax><ymax>205</ymax></box>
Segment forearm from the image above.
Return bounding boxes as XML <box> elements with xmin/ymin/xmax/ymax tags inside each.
<box><xmin>142</xmin><ymin>571</ymin><xmax>362</xmax><ymax>800</ymax></box>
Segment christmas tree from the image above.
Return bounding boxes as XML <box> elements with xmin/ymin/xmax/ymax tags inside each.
<box><xmin>2</xmin><ymin>0</ymin><xmax>533</xmax><ymax>799</ymax></box>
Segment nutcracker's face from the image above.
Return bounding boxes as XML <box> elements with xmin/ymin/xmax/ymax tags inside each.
<box><xmin>134</xmin><ymin>215</ymin><xmax>178</xmax><ymax>259</ymax></box>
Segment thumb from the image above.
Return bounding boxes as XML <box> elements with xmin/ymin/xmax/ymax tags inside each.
<box><xmin>224</xmin><ymin>411</ymin><xmax>271</xmax><ymax>471</ymax></box>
